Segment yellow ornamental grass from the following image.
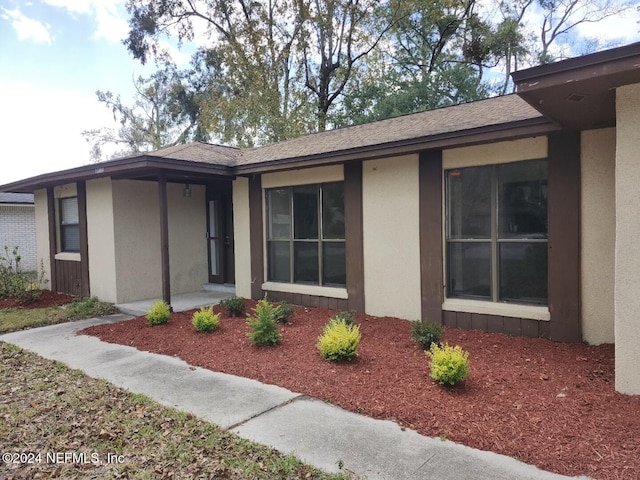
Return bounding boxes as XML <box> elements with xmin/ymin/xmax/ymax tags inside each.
<box><xmin>427</xmin><ymin>343</ymin><xmax>470</xmax><ymax>386</ymax></box>
<box><xmin>317</xmin><ymin>319</ymin><xmax>361</xmax><ymax>362</ymax></box>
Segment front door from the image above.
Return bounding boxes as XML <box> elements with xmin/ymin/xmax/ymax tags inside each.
<box><xmin>207</xmin><ymin>187</ymin><xmax>234</xmax><ymax>284</ymax></box>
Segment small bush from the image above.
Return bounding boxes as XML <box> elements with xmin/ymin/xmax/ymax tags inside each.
<box><xmin>192</xmin><ymin>306</ymin><xmax>220</xmax><ymax>333</ymax></box>
<box><xmin>317</xmin><ymin>318</ymin><xmax>361</xmax><ymax>362</ymax></box>
<box><xmin>427</xmin><ymin>343</ymin><xmax>470</xmax><ymax>386</ymax></box>
<box><xmin>66</xmin><ymin>296</ymin><xmax>117</xmax><ymax>320</ymax></box>
<box><xmin>274</xmin><ymin>301</ymin><xmax>294</xmax><ymax>324</ymax></box>
<box><xmin>410</xmin><ymin>320</ymin><xmax>444</xmax><ymax>349</ymax></box>
<box><xmin>219</xmin><ymin>296</ymin><xmax>246</xmax><ymax>317</ymax></box>
<box><xmin>246</xmin><ymin>298</ymin><xmax>282</xmax><ymax>346</ymax></box>
<box><xmin>17</xmin><ymin>286</ymin><xmax>42</xmax><ymax>305</ymax></box>
<box><xmin>146</xmin><ymin>301</ymin><xmax>171</xmax><ymax>326</ymax></box>
<box><xmin>330</xmin><ymin>310</ymin><xmax>356</xmax><ymax>326</ymax></box>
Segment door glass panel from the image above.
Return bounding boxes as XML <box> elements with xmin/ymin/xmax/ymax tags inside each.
<box><xmin>499</xmin><ymin>242</ymin><xmax>548</xmax><ymax>304</ymax></box>
<box><xmin>447</xmin><ymin>242</ymin><xmax>491</xmax><ymax>299</ymax></box>
<box><xmin>209</xmin><ymin>239</ymin><xmax>219</xmax><ymax>275</ymax></box>
<box><xmin>209</xmin><ymin>200</ymin><xmax>219</xmax><ymax>276</ymax></box>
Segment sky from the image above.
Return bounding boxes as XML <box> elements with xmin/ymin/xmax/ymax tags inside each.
<box><xmin>1</xmin><ymin>0</ymin><xmax>639</xmax><ymax>186</ymax></box>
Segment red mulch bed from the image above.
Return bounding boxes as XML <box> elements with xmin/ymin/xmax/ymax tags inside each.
<box><xmin>0</xmin><ymin>291</ymin><xmax>75</xmax><ymax>309</ymax></box>
<box><xmin>80</xmin><ymin>303</ymin><xmax>640</xmax><ymax>479</ymax></box>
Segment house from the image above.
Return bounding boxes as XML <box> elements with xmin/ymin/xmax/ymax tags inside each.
<box><xmin>0</xmin><ymin>192</ymin><xmax>36</xmax><ymax>272</ymax></box>
<box><xmin>1</xmin><ymin>43</ymin><xmax>639</xmax><ymax>394</ymax></box>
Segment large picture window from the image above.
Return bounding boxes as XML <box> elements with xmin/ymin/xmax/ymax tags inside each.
<box><xmin>266</xmin><ymin>182</ymin><xmax>345</xmax><ymax>287</ymax></box>
<box><xmin>446</xmin><ymin>160</ymin><xmax>548</xmax><ymax>305</ymax></box>
<box><xmin>59</xmin><ymin>196</ymin><xmax>80</xmax><ymax>252</ymax></box>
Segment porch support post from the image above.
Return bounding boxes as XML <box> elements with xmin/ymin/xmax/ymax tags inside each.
<box><xmin>248</xmin><ymin>174</ymin><xmax>263</xmax><ymax>300</ymax></box>
<box><xmin>344</xmin><ymin>161</ymin><xmax>365</xmax><ymax>312</ymax></box>
<box><xmin>46</xmin><ymin>186</ymin><xmax>57</xmax><ymax>293</ymax></box>
<box><xmin>77</xmin><ymin>181</ymin><xmax>90</xmax><ymax>297</ymax></box>
<box><xmin>158</xmin><ymin>171</ymin><xmax>171</xmax><ymax>307</ymax></box>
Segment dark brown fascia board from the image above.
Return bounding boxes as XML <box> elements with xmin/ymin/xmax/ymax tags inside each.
<box><xmin>233</xmin><ymin>117</ymin><xmax>560</xmax><ymax>175</ymax></box>
<box><xmin>512</xmin><ymin>42</ymin><xmax>640</xmax><ymax>91</ymax></box>
<box><xmin>0</xmin><ymin>156</ymin><xmax>234</xmax><ymax>193</ymax></box>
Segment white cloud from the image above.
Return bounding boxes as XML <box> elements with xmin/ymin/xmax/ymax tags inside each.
<box><xmin>0</xmin><ymin>81</ymin><xmax>119</xmax><ymax>184</ymax></box>
<box><xmin>43</xmin><ymin>0</ymin><xmax>129</xmax><ymax>42</ymax></box>
<box><xmin>1</xmin><ymin>7</ymin><xmax>52</xmax><ymax>45</ymax></box>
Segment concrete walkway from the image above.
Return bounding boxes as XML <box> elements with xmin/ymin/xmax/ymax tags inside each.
<box><xmin>1</xmin><ymin>317</ymin><xmax>587</xmax><ymax>480</ymax></box>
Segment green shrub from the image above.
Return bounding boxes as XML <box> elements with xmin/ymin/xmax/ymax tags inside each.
<box><xmin>219</xmin><ymin>296</ymin><xmax>247</xmax><ymax>317</ymax></box>
<box><xmin>192</xmin><ymin>306</ymin><xmax>220</xmax><ymax>333</ymax></box>
<box><xmin>427</xmin><ymin>343</ymin><xmax>470</xmax><ymax>386</ymax></box>
<box><xmin>317</xmin><ymin>318</ymin><xmax>361</xmax><ymax>362</ymax></box>
<box><xmin>330</xmin><ymin>310</ymin><xmax>356</xmax><ymax>326</ymax></box>
<box><xmin>0</xmin><ymin>245</ymin><xmax>30</xmax><ymax>299</ymax></box>
<box><xmin>274</xmin><ymin>301</ymin><xmax>294</xmax><ymax>324</ymax></box>
<box><xmin>66</xmin><ymin>296</ymin><xmax>118</xmax><ymax>319</ymax></box>
<box><xmin>246</xmin><ymin>298</ymin><xmax>282</xmax><ymax>346</ymax></box>
<box><xmin>146</xmin><ymin>301</ymin><xmax>171</xmax><ymax>326</ymax></box>
<box><xmin>410</xmin><ymin>320</ymin><xmax>444</xmax><ymax>349</ymax></box>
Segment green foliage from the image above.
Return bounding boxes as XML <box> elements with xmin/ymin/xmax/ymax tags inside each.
<box><xmin>0</xmin><ymin>245</ymin><xmax>29</xmax><ymax>299</ymax></box>
<box><xmin>274</xmin><ymin>301</ymin><xmax>294</xmax><ymax>324</ymax></box>
<box><xmin>427</xmin><ymin>343</ymin><xmax>470</xmax><ymax>386</ymax></box>
<box><xmin>66</xmin><ymin>297</ymin><xmax>118</xmax><ymax>320</ymax></box>
<box><xmin>219</xmin><ymin>296</ymin><xmax>247</xmax><ymax>317</ymax></box>
<box><xmin>330</xmin><ymin>310</ymin><xmax>356</xmax><ymax>326</ymax></box>
<box><xmin>246</xmin><ymin>298</ymin><xmax>282</xmax><ymax>347</ymax></box>
<box><xmin>317</xmin><ymin>318</ymin><xmax>361</xmax><ymax>362</ymax></box>
<box><xmin>410</xmin><ymin>320</ymin><xmax>444</xmax><ymax>349</ymax></box>
<box><xmin>146</xmin><ymin>301</ymin><xmax>171</xmax><ymax>326</ymax></box>
<box><xmin>192</xmin><ymin>306</ymin><xmax>220</xmax><ymax>333</ymax></box>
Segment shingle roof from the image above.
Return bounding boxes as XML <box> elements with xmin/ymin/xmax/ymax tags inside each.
<box><xmin>0</xmin><ymin>192</ymin><xmax>34</xmax><ymax>204</ymax></box>
<box><xmin>235</xmin><ymin>94</ymin><xmax>545</xmax><ymax>166</ymax></box>
<box><xmin>141</xmin><ymin>142</ymin><xmax>241</xmax><ymax>166</ymax></box>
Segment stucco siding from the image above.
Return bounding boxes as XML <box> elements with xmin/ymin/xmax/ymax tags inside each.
<box><xmin>443</xmin><ymin>137</ymin><xmax>548</xmax><ymax>169</ymax></box>
<box><xmin>86</xmin><ymin>178</ymin><xmax>118</xmax><ymax>303</ymax></box>
<box><xmin>233</xmin><ymin>177</ymin><xmax>252</xmax><ymax>298</ymax></box>
<box><xmin>581</xmin><ymin>128</ymin><xmax>615</xmax><ymax>345</ymax></box>
<box><xmin>614</xmin><ymin>83</ymin><xmax>640</xmax><ymax>394</ymax></box>
<box><xmin>362</xmin><ymin>155</ymin><xmax>421</xmax><ymax>319</ymax></box>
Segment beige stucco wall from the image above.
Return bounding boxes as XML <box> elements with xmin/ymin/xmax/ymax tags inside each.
<box><xmin>614</xmin><ymin>83</ymin><xmax>640</xmax><ymax>395</ymax></box>
<box><xmin>362</xmin><ymin>155</ymin><xmax>421</xmax><ymax>319</ymax></box>
<box><xmin>86</xmin><ymin>178</ymin><xmax>118</xmax><ymax>303</ymax></box>
<box><xmin>232</xmin><ymin>177</ymin><xmax>252</xmax><ymax>298</ymax></box>
<box><xmin>111</xmin><ymin>180</ymin><xmax>207</xmax><ymax>303</ymax></box>
<box><xmin>33</xmin><ymin>189</ymin><xmax>51</xmax><ymax>287</ymax></box>
<box><xmin>581</xmin><ymin>128</ymin><xmax>615</xmax><ymax>345</ymax></box>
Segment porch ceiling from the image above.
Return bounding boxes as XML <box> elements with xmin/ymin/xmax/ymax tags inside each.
<box><xmin>512</xmin><ymin>42</ymin><xmax>640</xmax><ymax>130</ymax></box>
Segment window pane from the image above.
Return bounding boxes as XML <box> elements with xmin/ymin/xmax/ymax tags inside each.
<box><xmin>448</xmin><ymin>242</ymin><xmax>491</xmax><ymax>299</ymax></box>
<box><xmin>293</xmin><ymin>185</ymin><xmax>318</xmax><ymax>239</ymax></box>
<box><xmin>267</xmin><ymin>189</ymin><xmax>291</xmax><ymax>239</ymax></box>
<box><xmin>60</xmin><ymin>197</ymin><xmax>79</xmax><ymax>225</ymax></box>
<box><xmin>294</xmin><ymin>242</ymin><xmax>319</xmax><ymax>284</ymax></box>
<box><xmin>323</xmin><ymin>242</ymin><xmax>346</xmax><ymax>286</ymax></box>
<box><xmin>498</xmin><ymin>161</ymin><xmax>548</xmax><ymax>239</ymax></box>
<box><xmin>447</xmin><ymin>167</ymin><xmax>492</xmax><ymax>239</ymax></box>
<box><xmin>62</xmin><ymin>225</ymin><xmax>80</xmax><ymax>252</ymax></box>
<box><xmin>499</xmin><ymin>242</ymin><xmax>548</xmax><ymax>304</ymax></box>
<box><xmin>322</xmin><ymin>182</ymin><xmax>345</xmax><ymax>239</ymax></box>
<box><xmin>268</xmin><ymin>241</ymin><xmax>290</xmax><ymax>282</ymax></box>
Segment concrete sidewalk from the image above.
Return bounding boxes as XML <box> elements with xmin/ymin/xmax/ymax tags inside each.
<box><xmin>1</xmin><ymin>317</ymin><xmax>586</xmax><ymax>480</ymax></box>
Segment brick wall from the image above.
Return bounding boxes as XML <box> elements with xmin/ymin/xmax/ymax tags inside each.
<box><xmin>0</xmin><ymin>204</ymin><xmax>37</xmax><ymax>272</ymax></box>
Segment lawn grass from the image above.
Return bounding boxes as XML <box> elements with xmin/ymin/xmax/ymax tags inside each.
<box><xmin>0</xmin><ymin>297</ymin><xmax>118</xmax><ymax>334</ymax></box>
<box><xmin>0</xmin><ymin>342</ymin><xmax>354</xmax><ymax>479</ymax></box>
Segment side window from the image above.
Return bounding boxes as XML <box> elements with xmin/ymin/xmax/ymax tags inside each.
<box><xmin>446</xmin><ymin>160</ymin><xmax>548</xmax><ymax>305</ymax></box>
<box><xmin>266</xmin><ymin>182</ymin><xmax>345</xmax><ymax>287</ymax></box>
<box><xmin>59</xmin><ymin>197</ymin><xmax>80</xmax><ymax>252</ymax></box>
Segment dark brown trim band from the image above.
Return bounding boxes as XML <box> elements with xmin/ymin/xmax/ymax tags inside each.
<box><xmin>264</xmin><ymin>290</ymin><xmax>349</xmax><ymax>311</ymax></box>
<box><xmin>158</xmin><ymin>172</ymin><xmax>171</xmax><ymax>307</ymax></box>
<box><xmin>548</xmin><ymin>131</ymin><xmax>581</xmax><ymax>342</ymax></box>
<box><xmin>344</xmin><ymin>161</ymin><xmax>365</xmax><ymax>312</ymax></box>
<box><xmin>77</xmin><ymin>181</ymin><xmax>90</xmax><ymax>297</ymax></box>
<box><xmin>46</xmin><ymin>187</ymin><xmax>57</xmax><ymax>293</ymax></box>
<box><xmin>419</xmin><ymin>150</ymin><xmax>444</xmax><ymax>324</ymax></box>
<box><xmin>248</xmin><ymin>175</ymin><xmax>264</xmax><ymax>300</ymax></box>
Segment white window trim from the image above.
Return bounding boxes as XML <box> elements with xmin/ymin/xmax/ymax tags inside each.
<box><xmin>54</xmin><ymin>252</ymin><xmax>81</xmax><ymax>262</ymax></box>
<box><xmin>262</xmin><ymin>281</ymin><xmax>348</xmax><ymax>299</ymax></box>
<box><xmin>442</xmin><ymin>298</ymin><xmax>550</xmax><ymax>321</ymax></box>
